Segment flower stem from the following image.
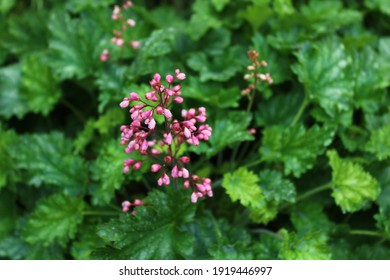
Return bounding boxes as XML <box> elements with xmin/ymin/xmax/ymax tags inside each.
<box><xmin>83</xmin><ymin>211</ymin><xmax>119</xmax><ymax>216</ymax></box>
<box><xmin>61</xmin><ymin>99</ymin><xmax>86</xmax><ymax>122</ymax></box>
<box><xmin>243</xmin><ymin>158</ymin><xmax>264</xmax><ymax>169</ymax></box>
<box><xmin>295</xmin><ymin>182</ymin><xmax>332</xmax><ymax>203</ymax></box>
<box><xmin>349</xmin><ymin>230</ymin><xmax>384</xmax><ymax>238</ymax></box>
<box><xmin>291</xmin><ymin>98</ymin><xmax>308</xmax><ymax>126</ymax></box>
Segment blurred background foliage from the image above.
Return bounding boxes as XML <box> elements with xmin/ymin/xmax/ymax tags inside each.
<box><xmin>1</xmin><ymin>0</ymin><xmax>390</xmax><ymax>260</ymax></box>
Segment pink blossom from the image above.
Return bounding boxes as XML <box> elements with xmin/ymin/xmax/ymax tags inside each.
<box><xmin>120</xmin><ymin>98</ymin><xmax>130</xmax><ymax>108</ymax></box>
<box><xmin>126</xmin><ymin>19</ymin><xmax>136</xmax><ymax>27</ymax></box>
<box><xmin>129</xmin><ymin>92</ymin><xmax>139</xmax><ymax>101</ymax></box>
<box><xmin>163</xmin><ymin>108</ymin><xmax>172</xmax><ymax>119</ymax></box>
<box><xmin>130</xmin><ymin>40</ymin><xmax>141</xmax><ymax>49</ymax></box>
<box><xmin>100</xmin><ymin>49</ymin><xmax>110</xmax><ymax>61</ymax></box>
<box><xmin>151</xmin><ymin>164</ymin><xmax>162</xmax><ymax>173</ymax></box>
<box><xmin>166</xmin><ymin>74</ymin><xmax>174</xmax><ymax>84</ymax></box>
<box><xmin>175</xmin><ymin>69</ymin><xmax>186</xmax><ymax>80</ymax></box>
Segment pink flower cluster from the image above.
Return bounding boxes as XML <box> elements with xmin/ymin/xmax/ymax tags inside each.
<box><xmin>100</xmin><ymin>1</ymin><xmax>140</xmax><ymax>62</ymax></box>
<box><xmin>119</xmin><ymin>69</ymin><xmax>213</xmax><ymax>203</ymax></box>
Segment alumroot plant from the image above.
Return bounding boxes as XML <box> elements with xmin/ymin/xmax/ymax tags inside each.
<box><xmin>119</xmin><ymin>69</ymin><xmax>213</xmax><ymax>203</ymax></box>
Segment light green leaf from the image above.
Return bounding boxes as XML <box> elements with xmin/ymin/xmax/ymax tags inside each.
<box><xmin>260</xmin><ymin>125</ymin><xmax>334</xmax><ymax>177</ymax></box>
<box><xmin>366</xmin><ymin>123</ymin><xmax>390</xmax><ymax>160</ymax></box>
<box><xmin>20</xmin><ymin>54</ymin><xmax>61</xmax><ymax>116</ymax></box>
<box><xmin>211</xmin><ymin>0</ymin><xmax>230</xmax><ymax>12</ymax></box>
<box><xmin>0</xmin><ymin>127</ymin><xmax>18</xmax><ymax>189</ymax></box>
<box><xmin>48</xmin><ymin>12</ymin><xmax>104</xmax><ymax>80</ymax></box>
<box><xmin>365</xmin><ymin>0</ymin><xmax>390</xmax><ymax>15</ymax></box>
<box><xmin>279</xmin><ymin>229</ymin><xmax>331</xmax><ymax>260</ymax></box>
<box><xmin>291</xmin><ymin>37</ymin><xmax>354</xmax><ymax>126</ymax></box>
<box><xmin>273</xmin><ymin>0</ymin><xmax>295</xmax><ymax>16</ymax></box>
<box><xmin>0</xmin><ymin>0</ymin><xmax>15</xmax><ymax>14</ymax></box>
<box><xmin>10</xmin><ymin>132</ymin><xmax>88</xmax><ymax>195</ymax></box>
<box><xmin>23</xmin><ymin>193</ymin><xmax>86</xmax><ymax>246</ymax></box>
<box><xmin>327</xmin><ymin>150</ymin><xmax>380</xmax><ymax>213</ymax></box>
<box><xmin>93</xmin><ymin>190</ymin><xmax>196</xmax><ymax>259</ymax></box>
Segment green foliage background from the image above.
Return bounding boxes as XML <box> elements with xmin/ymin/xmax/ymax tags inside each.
<box><xmin>1</xmin><ymin>0</ymin><xmax>390</xmax><ymax>260</ymax></box>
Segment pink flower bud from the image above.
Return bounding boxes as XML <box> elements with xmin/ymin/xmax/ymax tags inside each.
<box><xmin>171</xmin><ymin>165</ymin><xmax>179</xmax><ymax>178</ymax></box>
<box><xmin>191</xmin><ymin>192</ymin><xmax>198</xmax><ymax>203</ymax></box>
<box><xmin>165</xmin><ymin>133</ymin><xmax>172</xmax><ymax>145</ymax></box>
<box><xmin>148</xmin><ymin>118</ymin><xmax>156</xmax><ymax>130</ymax></box>
<box><xmin>166</xmin><ymin>74</ymin><xmax>174</xmax><ymax>84</ymax></box>
<box><xmin>116</xmin><ymin>38</ymin><xmax>125</xmax><ymax>47</ymax></box>
<box><xmin>175</xmin><ymin>69</ymin><xmax>186</xmax><ymax>80</ymax></box>
<box><xmin>133</xmin><ymin>199</ymin><xmax>142</xmax><ymax>206</ymax></box>
<box><xmin>172</xmin><ymin>85</ymin><xmax>181</xmax><ymax>92</ymax></box>
<box><xmin>184</xmin><ymin>127</ymin><xmax>191</xmax><ymax>138</ymax></box>
<box><xmin>163</xmin><ymin>108</ymin><xmax>172</xmax><ymax>119</ymax></box>
<box><xmin>151</xmin><ymin>164</ymin><xmax>162</xmax><ymax>173</ymax></box>
<box><xmin>120</xmin><ymin>98</ymin><xmax>130</xmax><ymax>108</ymax></box>
<box><xmin>123</xmin><ymin>166</ymin><xmax>130</xmax><ymax>173</ymax></box>
<box><xmin>164</xmin><ymin>156</ymin><xmax>172</xmax><ymax>163</ymax></box>
<box><xmin>173</xmin><ymin>97</ymin><xmax>184</xmax><ymax>103</ymax></box>
<box><xmin>130</xmin><ymin>40</ymin><xmax>141</xmax><ymax>49</ymax></box>
<box><xmin>129</xmin><ymin>92</ymin><xmax>139</xmax><ymax>101</ymax></box>
<box><xmin>180</xmin><ymin>156</ymin><xmax>190</xmax><ymax>163</ymax></box>
<box><xmin>163</xmin><ymin>173</ymin><xmax>170</xmax><ymax>185</ymax></box>
<box><xmin>126</xmin><ymin>19</ymin><xmax>136</xmax><ymax>27</ymax></box>
<box><xmin>157</xmin><ymin>177</ymin><xmax>163</xmax><ymax>186</ymax></box>
<box><xmin>156</xmin><ymin>106</ymin><xmax>164</xmax><ymax>115</ymax></box>
<box><xmin>184</xmin><ymin>180</ymin><xmax>190</xmax><ymax>189</ymax></box>
<box><xmin>133</xmin><ymin>161</ymin><xmax>142</xmax><ymax>170</ymax></box>
<box><xmin>154</xmin><ymin>73</ymin><xmax>161</xmax><ymax>82</ymax></box>
<box><xmin>182</xmin><ymin>167</ymin><xmax>189</xmax><ymax>178</ymax></box>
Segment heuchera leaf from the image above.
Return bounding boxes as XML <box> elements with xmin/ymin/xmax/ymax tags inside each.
<box><xmin>278</xmin><ymin>229</ymin><xmax>331</xmax><ymax>260</ymax></box>
<box><xmin>291</xmin><ymin>37</ymin><xmax>354</xmax><ymax>126</ymax></box>
<box><xmin>188</xmin><ymin>0</ymin><xmax>222</xmax><ymax>41</ymax></box>
<box><xmin>366</xmin><ymin>123</ymin><xmax>390</xmax><ymax>160</ymax></box>
<box><xmin>222</xmin><ymin>168</ymin><xmax>293</xmax><ymax>224</ymax></box>
<box><xmin>0</xmin><ymin>127</ymin><xmax>18</xmax><ymax>189</ymax></box>
<box><xmin>188</xmin><ymin>212</ymin><xmax>254</xmax><ymax>260</ymax></box>
<box><xmin>23</xmin><ymin>193</ymin><xmax>86</xmax><ymax>247</ymax></box>
<box><xmin>210</xmin><ymin>0</ymin><xmax>230</xmax><ymax>12</ymax></box>
<box><xmin>90</xmin><ymin>140</ymin><xmax>128</xmax><ymax>205</ymax></box>
<box><xmin>93</xmin><ymin>190</ymin><xmax>196</xmax><ymax>260</ymax></box>
<box><xmin>9</xmin><ymin>132</ymin><xmax>88</xmax><ymax>195</ymax></box>
<box><xmin>0</xmin><ymin>64</ymin><xmax>27</xmax><ymax>119</ymax></box>
<box><xmin>187</xmin><ymin>45</ymin><xmax>246</xmax><ymax>82</ymax></box>
<box><xmin>48</xmin><ymin>12</ymin><xmax>104</xmax><ymax>80</ymax></box>
<box><xmin>193</xmin><ymin>111</ymin><xmax>254</xmax><ymax>157</ymax></box>
<box><xmin>20</xmin><ymin>54</ymin><xmax>61</xmax><ymax>116</ymax></box>
<box><xmin>327</xmin><ymin>150</ymin><xmax>380</xmax><ymax>213</ymax></box>
<box><xmin>260</xmin><ymin>125</ymin><xmax>333</xmax><ymax>177</ymax></box>
<box><xmin>365</xmin><ymin>0</ymin><xmax>390</xmax><ymax>16</ymax></box>
<box><xmin>0</xmin><ymin>191</ymin><xmax>17</xmax><ymax>239</ymax></box>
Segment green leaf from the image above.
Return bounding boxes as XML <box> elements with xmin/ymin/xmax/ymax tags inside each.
<box><xmin>222</xmin><ymin>167</ymin><xmax>262</xmax><ymax>209</ymax></box>
<box><xmin>184</xmin><ymin>78</ymin><xmax>240</xmax><ymax>108</ymax></box>
<box><xmin>23</xmin><ymin>193</ymin><xmax>86</xmax><ymax>246</ymax></box>
<box><xmin>290</xmin><ymin>202</ymin><xmax>333</xmax><ymax>235</ymax></box>
<box><xmin>65</xmin><ymin>0</ymin><xmax>115</xmax><ymax>12</ymax></box>
<box><xmin>187</xmin><ymin>45</ymin><xmax>246</xmax><ymax>82</ymax></box>
<box><xmin>188</xmin><ymin>212</ymin><xmax>254</xmax><ymax>259</ymax></box>
<box><xmin>93</xmin><ymin>189</ymin><xmax>196</xmax><ymax>259</ymax></box>
<box><xmin>366</xmin><ymin>123</ymin><xmax>390</xmax><ymax>160</ymax></box>
<box><xmin>90</xmin><ymin>140</ymin><xmax>128</xmax><ymax>205</ymax></box>
<box><xmin>365</xmin><ymin>0</ymin><xmax>390</xmax><ymax>15</ymax></box>
<box><xmin>0</xmin><ymin>64</ymin><xmax>27</xmax><ymax>119</ymax></box>
<box><xmin>10</xmin><ymin>132</ymin><xmax>88</xmax><ymax>195</ymax></box>
<box><xmin>259</xmin><ymin>169</ymin><xmax>296</xmax><ymax>204</ymax></box>
<box><xmin>188</xmin><ymin>0</ymin><xmax>222</xmax><ymax>40</ymax></box>
<box><xmin>0</xmin><ymin>127</ymin><xmax>18</xmax><ymax>189</ymax></box>
<box><xmin>48</xmin><ymin>12</ymin><xmax>104</xmax><ymax>80</ymax></box>
<box><xmin>0</xmin><ymin>190</ymin><xmax>17</xmax><ymax>239</ymax></box>
<box><xmin>273</xmin><ymin>0</ymin><xmax>295</xmax><ymax>16</ymax></box>
<box><xmin>239</xmin><ymin>0</ymin><xmax>272</xmax><ymax>30</ymax></box>
<box><xmin>350</xmin><ymin>47</ymin><xmax>389</xmax><ymax>114</ymax></box>
<box><xmin>291</xmin><ymin>37</ymin><xmax>354</xmax><ymax>126</ymax></box>
<box><xmin>0</xmin><ymin>0</ymin><xmax>15</xmax><ymax>14</ymax></box>
<box><xmin>260</xmin><ymin>125</ymin><xmax>333</xmax><ymax>177</ymax></box>
<box><xmin>327</xmin><ymin>150</ymin><xmax>380</xmax><ymax>213</ymax></box>
<box><xmin>279</xmin><ymin>229</ymin><xmax>331</xmax><ymax>260</ymax></box>
<box><xmin>199</xmin><ymin>28</ymin><xmax>231</xmax><ymax>56</ymax></box>
<box><xmin>211</xmin><ymin>0</ymin><xmax>230</xmax><ymax>12</ymax></box>
<box><xmin>5</xmin><ymin>11</ymin><xmax>49</xmax><ymax>56</ymax></box>
<box><xmin>255</xmin><ymin>92</ymin><xmax>303</xmax><ymax>127</ymax></box>
<box><xmin>193</xmin><ymin>111</ymin><xmax>254</xmax><ymax>157</ymax></box>
<box><xmin>20</xmin><ymin>54</ymin><xmax>61</xmax><ymax>116</ymax></box>
<box><xmin>71</xmin><ymin>226</ymin><xmax>105</xmax><ymax>260</ymax></box>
